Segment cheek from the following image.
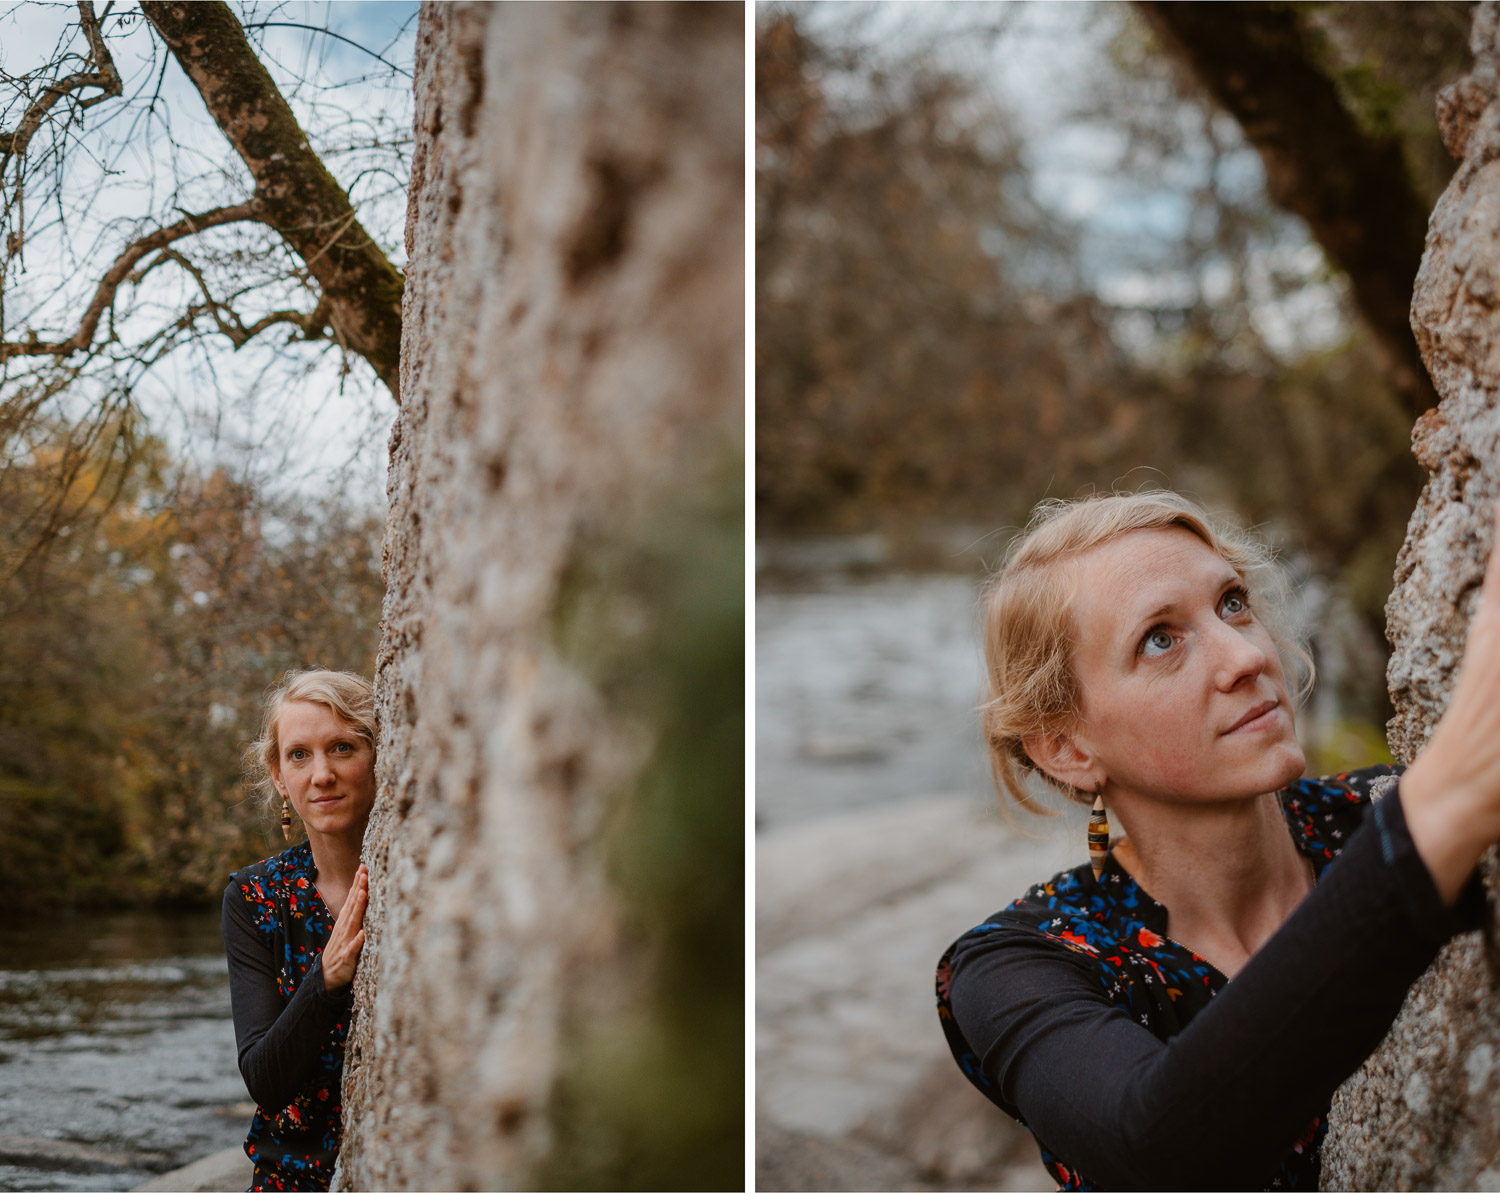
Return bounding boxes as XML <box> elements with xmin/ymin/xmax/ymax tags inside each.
<box><xmin>1120</xmin><ymin>736</ymin><xmax>1206</xmax><ymax>793</ymax></box>
<box><xmin>1089</xmin><ymin>683</ymin><xmax>1208</xmax><ymax>789</ymax></box>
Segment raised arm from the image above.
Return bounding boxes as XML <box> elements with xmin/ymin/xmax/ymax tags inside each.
<box><xmin>221</xmin><ymin>883</ymin><xmax>353</xmax><ymax>1112</ymax></box>
<box><xmin>949</xmin><ymin>785</ymin><xmax>1486</xmax><ymax>1190</ymax></box>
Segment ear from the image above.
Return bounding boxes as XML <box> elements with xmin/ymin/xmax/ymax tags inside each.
<box><xmin>1021</xmin><ymin>727</ymin><xmax>1102</xmax><ymax>793</ymax></box>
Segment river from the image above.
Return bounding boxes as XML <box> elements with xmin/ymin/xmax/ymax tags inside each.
<box><xmin>756</xmin><ymin>560</ymin><xmax>997</xmax><ymax>833</ymax></box>
<box><xmin>0</xmin><ymin>908</ymin><xmax>249</xmax><ymax>1192</ymax></box>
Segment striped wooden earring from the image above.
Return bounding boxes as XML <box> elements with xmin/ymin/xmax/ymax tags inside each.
<box><xmin>1088</xmin><ymin>787</ymin><xmax>1109</xmax><ymax>883</ymax></box>
<box><xmin>281</xmin><ymin>795</ymin><xmax>292</xmax><ymax>842</ymax></box>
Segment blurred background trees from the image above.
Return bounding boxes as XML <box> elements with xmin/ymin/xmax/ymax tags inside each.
<box><xmin>756</xmin><ymin>0</ymin><xmax>1474</xmax><ymax>761</ymax></box>
<box><xmin>0</xmin><ymin>420</ymin><xmax>384</xmax><ymax>909</ymax></box>
<box><xmin>0</xmin><ymin>1</ymin><xmax>409</xmax><ymax>910</ymax></box>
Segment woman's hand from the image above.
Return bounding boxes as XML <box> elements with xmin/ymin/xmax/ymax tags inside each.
<box><xmin>321</xmin><ymin>864</ymin><xmax>368</xmax><ymax>991</ymax></box>
<box><xmin>1402</xmin><ymin>500</ymin><xmax>1500</xmax><ymax>903</ymax></box>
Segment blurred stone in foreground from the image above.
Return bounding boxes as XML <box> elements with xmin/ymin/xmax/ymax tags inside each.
<box><xmin>333</xmin><ymin>3</ymin><xmax>743</xmax><ymax>1189</ymax></box>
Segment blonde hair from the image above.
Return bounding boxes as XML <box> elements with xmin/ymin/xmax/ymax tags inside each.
<box><xmin>980</xmin><ymin>491</ymin><xmax>1313</xmax><ymax>813</ymax></box>
<box><xmin>244</xmin><ymin>668</ymin><xmax>376</xmax><ymax>821</ymax></box>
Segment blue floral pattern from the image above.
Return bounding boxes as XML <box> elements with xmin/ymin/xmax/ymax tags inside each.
<box><xmin>936</xmin><ymin>765</ymin><xmax>1396</xmax><ymax>1190</ymax></box>
<box><xmin>231</xmin><ymin>841</ymin><xmax>347</xmax><ymax>1192</ymax></box>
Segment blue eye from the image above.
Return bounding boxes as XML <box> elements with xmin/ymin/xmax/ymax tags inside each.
<box><xmin>1221</xmin><ymin>589</ymin><xmax>1250</xmax><ymax>617</ymax></box>
<box><xmin>1142</xmin><ymin>628</ymin><xmax>1174</xmax><ymax>657</ymax></box>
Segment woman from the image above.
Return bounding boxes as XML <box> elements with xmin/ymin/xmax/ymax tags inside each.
<box><xmin>936</xmin><ymin>491</ymin><xmax>1498</xmax><ymax>1190</ymax></box>
<box><xmin>224</xmin><ymin>669</ymin><xmax>375</xmax><ymax>1193</ymax></box>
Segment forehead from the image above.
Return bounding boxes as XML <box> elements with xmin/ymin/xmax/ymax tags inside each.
<box><xmin>278</xmin><ymin>699</ymin><xmax>354</xmax><ymax>742</ymax></box>
<box><xmin>1066</xmin><ymin>526</ymin><xmax>1237</xmax><ymax>646</ymax></box>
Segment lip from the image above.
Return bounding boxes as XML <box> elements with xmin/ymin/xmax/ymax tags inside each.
<box><xmin>309</xmin><ymin>793</ymin><xmax>345</xmax><ymax>806</ymax></box>
<box><xmin>1224</xmin><ymin>700</ymin><xmax>1279</xmax><ymax>734</ymax></box>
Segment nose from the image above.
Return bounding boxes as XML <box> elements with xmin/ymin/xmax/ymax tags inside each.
<box><xmin>312</xmin><ymin>751</ymin><xmax>337</xmax><ymax>786</ymax></box>
<box><xmin>1207</xmin><ymin>617</ymin><xmax>1270</xmax><ymax>690</ymax></box>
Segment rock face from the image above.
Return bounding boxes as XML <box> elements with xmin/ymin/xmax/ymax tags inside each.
<box><xmin>1321</xmin><ymin>5</ymin><xmax>1500</xmax><ymax>1187</ymax></box>
<box><xmin>332</xmin><ymin>4</ymin><xmax>743</xmax><ymax>1190</ymax></box>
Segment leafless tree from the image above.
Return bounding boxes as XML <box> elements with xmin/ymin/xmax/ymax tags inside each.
<box><xmin>0</xmin><ymin>0</ymin><xmax>410</xmax><ymax>569</ymax></box>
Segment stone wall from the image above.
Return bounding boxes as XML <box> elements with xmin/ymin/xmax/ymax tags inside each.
<box><xmin>1322</xmin><ymin>4</ymin><xmax>1500</xmax><ymax>1186</ymax></box>
<box><xmin>333</xmin><ymin>4</ymin><xmax>743</xmax><ymax>1188</ymax></box>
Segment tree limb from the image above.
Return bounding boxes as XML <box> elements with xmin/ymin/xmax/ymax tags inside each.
<box><xmin>140</xmin><ymin>1</ymin><xmax>404</xmax><ymax>401</ymax></box>
<box><xmin>148</xmin><ymin>247</ymin><xmax>333</xmax><ymax>349</ymax></box>
<box><xmin>1134</xmin><ymin>1</ymin><xmax>1439</xmax><ymax>418</ymax></box>
<box><xmin>0</xmin><ymin>202</ymin><xmax>261</xmax><ymax>362</ymax></box>
<box><xmin>0</xmin><ymin>1</ymin><xmax>123</xmax><ymax>158</ymax></box>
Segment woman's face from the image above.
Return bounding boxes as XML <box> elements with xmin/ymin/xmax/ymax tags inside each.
<box><xmin>1053</xmin><ymin>526</ymin><xmax>1306</xmax><ymax>805</ymax></box>
<box><xmin>273</xmin><ymin>700</ymin><xmax>377</xmax><ymax>841</ymax></box>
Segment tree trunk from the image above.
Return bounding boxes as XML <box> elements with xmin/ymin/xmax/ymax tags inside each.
<box><xmin>1135</xmin><ymin>1</ymin><xmax>1439</xmax><ymax>418</ymax></box>
<box><xmin>332</xmin><ymin>4</ymin><xmax>744</xmax><ymax>1190</ymax></box>
<box><xmin>1321</xmin><ymin>5</ymin><xmax>1500</xmax><ymax>1187</ymax></box>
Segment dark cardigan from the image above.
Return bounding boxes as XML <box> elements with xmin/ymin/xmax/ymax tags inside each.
<box><xmin>937</xmin><ymin>765</ymin><xmax>1488</xmax><ymax>1190</ymax></box>
<box><xmin>223</xmin><ymin>840</ymin><xmax>353</xmax><ymax>1193</ymax></box>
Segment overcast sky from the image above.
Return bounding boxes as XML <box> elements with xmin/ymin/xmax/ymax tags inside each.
<box><xmin>0</xmin><ymin>1</ymin><xmax>420</xmax><ymax>507</ymax></box>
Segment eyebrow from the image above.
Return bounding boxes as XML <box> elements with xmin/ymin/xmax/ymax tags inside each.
<box><xmin>1121</xmin><ymin>572</ymin><xmax>1243</xmax><ymax>644</ymax></box>
<box><xmin>282</xmin><ymin>734</ymin><xmax>355</xmax><ymax>751</ymax></box>
<box><xmin>1130</xmin><ymin>601</ymin><xmax>1177</xmax><ymax>636</ymax></box>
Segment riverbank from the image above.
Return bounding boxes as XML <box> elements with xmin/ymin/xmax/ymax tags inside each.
<box><xmin>132</xmin><ymin>1146</ymin><xmax>249</xmax><ymax>1192</ymax></box>
<box><xmin>756</xmin><ymin>792</ymin><xmax>1082</xmax><ymax>1191</ymax></box>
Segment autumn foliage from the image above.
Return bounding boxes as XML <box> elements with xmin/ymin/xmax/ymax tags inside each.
<box><xmin>0</xmin><ymin>430</ymin><xmax>383</xmax><ymax>909</ymax></box>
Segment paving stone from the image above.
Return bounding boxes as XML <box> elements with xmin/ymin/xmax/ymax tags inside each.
<box><xmin>757</xmin><ymin>794</ymin><xmax>1080</xmax><ymax>1189</ymax></box>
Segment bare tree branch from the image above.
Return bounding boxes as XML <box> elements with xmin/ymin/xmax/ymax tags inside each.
<box><xmin>145</xmin><ymin>246</ymin><xmax>332</xmax><ymax>349</ymax></box>
<box><xmin>0</xmin><ymin>1</ymin><xmax>122</xmax><ymax>158</ymax></box>
<box><xmin>0</xmin><ymin>200</ymin><xmax>260</xmax><ymax>361</ymax></box>
<box><xmin>239</xmin><ymin>21</ymin><xmax>415</xmax><ymax>79</ymax></box>
<box><xmin>140</xmin><ymin>1</ymin><xmax>404</xmax><ymax>400</ymax></box>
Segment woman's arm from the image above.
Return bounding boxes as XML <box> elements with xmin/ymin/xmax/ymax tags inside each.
<box><xmin>222</xmin><ymin>884</ymin><xmax>353</xmax><ymax>1113</ymax></box>
<box><xmin>949</xmin><ymin>785</ymin><xmax>1487</xmax><ymax>1191</ymax></box>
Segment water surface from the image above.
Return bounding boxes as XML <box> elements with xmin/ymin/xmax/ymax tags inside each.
<box><xmin>756</xmin><ymin>568</ymin><xmax>994</xmax><ymax>832</ymax></box>
<box><xmin>0</xmin><ymin>908</ymin><xmax>248</xmax><ymax>1192</ymax></box>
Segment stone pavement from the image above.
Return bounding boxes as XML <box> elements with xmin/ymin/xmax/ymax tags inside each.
<box><xmin>756</xmin><ymin>793</ymin><xmax>1083</xmax><ymax>1191</ymax></box>
<box><xmin>132</xmin><ymin>1145</ymin><xmax>251</xmax><ymax>1192</ymax></box>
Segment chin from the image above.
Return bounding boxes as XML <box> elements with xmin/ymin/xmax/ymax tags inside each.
<box><xmin>1268</xmin><ymin>738</ymin><xmax>1308</xmax><ymax>788</ymax></box>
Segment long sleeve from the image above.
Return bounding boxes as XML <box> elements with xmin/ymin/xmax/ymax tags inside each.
<box><xmin>948</xmin><ymin>784</ymin><xmax>1489</xmax><ymax>1190</ymax></box>
<box><xmin>222</xmin><ymin>882</ymin><xmax>353</xmax><ymax>1113</ymax></box>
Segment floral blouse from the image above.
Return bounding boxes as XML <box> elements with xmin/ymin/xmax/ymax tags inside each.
<box><xmin>222</xmin><ymin>841</ymin><xmax>353</xmax><ymax>1192</ymax></box>
<box><xmin>935</xmin><ymin>765</ymin><xmax>1483</xmax><ymax>1190</ymax></box>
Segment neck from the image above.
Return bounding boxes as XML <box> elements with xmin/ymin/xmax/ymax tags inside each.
<box><xmin>1108</xmin><ymin>787</ymin><xmax>1311</xmax><ymax>977</ymax></box>
<box><xmin>303</xmin><ymin>820</ymin><xmax>368</xmax><ymax>896</ymax></box>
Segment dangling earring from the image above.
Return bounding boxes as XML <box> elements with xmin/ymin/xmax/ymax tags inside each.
<box><xmin>1088</xmin><ymin>784</ymin><xmax>1109</xmax><ymax>883</ymax></box>
<box><xmin>281</xmin><ymin>794</ymin><xmax>292</xmax><ymax>842</ymax></box>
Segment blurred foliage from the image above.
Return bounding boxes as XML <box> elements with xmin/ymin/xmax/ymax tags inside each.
<box><xmin>1298</xmin><ymin>1</ymin><xmax>1474</xmax><ymax>207</ymax></box>
<box><xmin>0</xmin><ymin>421</ymin><xmax>384</xmax><ymax>911</ymax></box>
<box><xmin>1306</xmin><ymin>717</ymin><xmax>1395</xmax><ymax>778</ymax></box>
<box><xmin>756</xmin><ymin>2</ymin><xmax>1474</xmax><ymax>748</ymax></box>
<box><xmin>542</xmin><ymin>454</ymin><xmax>744</xmax><ymax>1191</ymax></box>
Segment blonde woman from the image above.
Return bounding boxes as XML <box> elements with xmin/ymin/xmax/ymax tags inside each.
<box><xmin>937</xmin><ymin>492</ymin><xmax>1496</xmax><ymax>1189</ymax></box>
<box><xmin>224</xmin><ymin>669</ymin><xmax>375</xmax><ymax>1192</ymax></box>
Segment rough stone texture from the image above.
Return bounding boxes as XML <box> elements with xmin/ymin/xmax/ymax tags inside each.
<box><xmin>1322</xmin><ymin>5</ymin><xmax>1500</xmax><ymax>1187</ymax></box>
<box><xmin>332</xmin><ymin>4</ymin><xmax>742</xmax><ymax>1189</ymax></box>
